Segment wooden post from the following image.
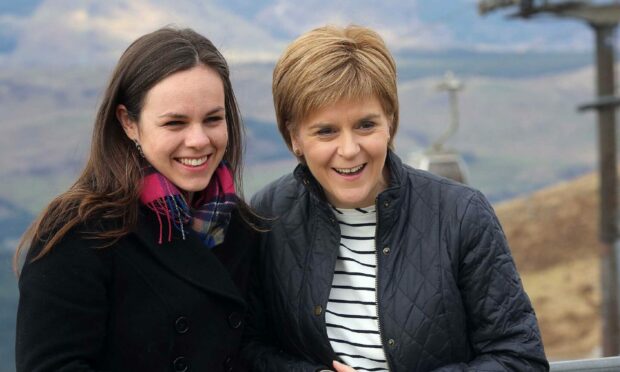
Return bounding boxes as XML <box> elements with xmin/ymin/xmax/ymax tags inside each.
<box><xmin>593</xmin><ymin>23</ymin><xmax>619</xmax><ymax>356</ymax></box>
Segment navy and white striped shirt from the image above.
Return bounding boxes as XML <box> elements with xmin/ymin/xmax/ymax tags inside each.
<box><xmin>326</xmin><ymin>206</ymin><xmax>388</xmax><ymax>372</ymax></box>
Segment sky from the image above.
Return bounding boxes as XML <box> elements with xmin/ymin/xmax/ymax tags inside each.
<box><xmin>0</xmin><ymin>0</ymin><xmax>613</xmax><ymax>67</ymax></box>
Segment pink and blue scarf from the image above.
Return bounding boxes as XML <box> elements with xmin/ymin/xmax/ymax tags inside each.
<box><xmin>139</xmin><ymin>162</ymin><xmax>237</xmax><ymax>248</ymax></box>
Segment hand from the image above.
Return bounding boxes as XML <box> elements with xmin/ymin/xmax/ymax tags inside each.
<box><xmin>333</xmin><ymin>360</ymin><xmax>357</xmax><ymax>372</ymax></box>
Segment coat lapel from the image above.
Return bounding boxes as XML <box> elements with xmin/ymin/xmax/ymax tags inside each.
<box><xmin>131</xmin><ymin>213</ymin><xmax>245</xmax><ymax>306</ymax></box>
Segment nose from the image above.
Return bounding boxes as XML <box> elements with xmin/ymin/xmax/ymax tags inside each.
<box><xmin>185</xmin><ymin>123</ymin><xmax>211</xmax><ymax>149</ymax></box>
<box><xmin>337</xmin><ymin>131</ymin><xmax>360</xmax><ymax>159</ymax></box>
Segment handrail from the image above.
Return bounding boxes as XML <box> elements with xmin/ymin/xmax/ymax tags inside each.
<box><xmin>550</xmin><ymin>356</ymin><xmax>620</xmax><ymax>371</ymax></box>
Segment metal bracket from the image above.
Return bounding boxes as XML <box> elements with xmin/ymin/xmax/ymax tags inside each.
<box><xmin>577</xmin><ymin>95</ymin><xmax>620</xmax><ymax>112</ymax></box>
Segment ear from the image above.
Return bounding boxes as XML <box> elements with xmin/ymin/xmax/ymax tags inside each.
<box><xmin>387</xmin><ymin>115</ymin><xmax>395</xmax><ymax>142</ymax></box>
<box><xmin>116</xmin><ymin>104</ymin><xmax>139</xmax><ymax>141</ymax></box>
<box><xmin>290</xmin><ymin>131</ymin><xmax>302</xmax><ymax>157</ymax></box>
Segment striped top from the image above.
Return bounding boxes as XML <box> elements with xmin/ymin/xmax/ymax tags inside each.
<box><xmin>326</xmin><ymin>206</ymin><xmax>388</xmax><ymax>372</ymax></box>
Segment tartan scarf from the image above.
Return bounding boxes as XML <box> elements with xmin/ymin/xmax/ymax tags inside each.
<box><xmin>139</xmin><ymin>162</ymin><xmax>237</xmax><ymax>248</ymax></box>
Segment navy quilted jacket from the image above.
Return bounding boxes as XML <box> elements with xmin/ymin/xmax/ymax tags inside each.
<box><xmin>242</xmin><ymin>152</ymin><xmax>548</xmax><ymax>371</ymax></box>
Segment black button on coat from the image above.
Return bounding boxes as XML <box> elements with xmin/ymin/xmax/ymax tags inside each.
<box><xmin>242</xmin><ymin>151</ymin><xmax>548</xmax><ymax>371</ymax></box>
<box><xmin>16</xmin><ymin>208</ymin><xmax>255</xmax><ymax>372</ymax></box>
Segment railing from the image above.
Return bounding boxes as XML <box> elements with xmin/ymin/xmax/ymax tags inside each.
<box><xmin>550</xmin><ymin>356</ymin><xmax>620</xmax><ymax>371</ymax></box>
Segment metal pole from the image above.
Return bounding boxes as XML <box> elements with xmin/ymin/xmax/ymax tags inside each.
<box><xmin>593</xmin><ymin>23</ymin><xmax>620</xmax><ymax>356</ymax></box>
<box><xmin>449</xmin><ymin>89</ymin><xmax>459</xmax><ymax>139</ymax></box>
<box><xmin>550</xmin><ymin>356</ymin><xmax>620</xmax><ymax>371</ymax></box>
<box><xmin>434</xmin><ymin>72</ymin><xmax>463</xmax><ymax>151</ymax></box>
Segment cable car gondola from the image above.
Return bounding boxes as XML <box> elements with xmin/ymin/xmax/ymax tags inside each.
<box><xmin>407</xmin><ymin>71</ymin><xmax>469</xmax><ymax>184</ymax></box>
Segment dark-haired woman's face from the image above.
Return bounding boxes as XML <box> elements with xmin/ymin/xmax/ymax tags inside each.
<box><xmin>121</xmin><ymin>65</ymin><xmax>228</xmax><ymax>193</ymax></box>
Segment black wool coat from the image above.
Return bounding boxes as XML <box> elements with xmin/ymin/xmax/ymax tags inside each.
<box><xmin>16</xmin><ymin>208</ymin><xmax>255</xmax><ymax>372</ymax></box>
<box><xmin>242</xmin><ymin>151</ymin><xmax>548</xmax><ymax>372</ymax></box>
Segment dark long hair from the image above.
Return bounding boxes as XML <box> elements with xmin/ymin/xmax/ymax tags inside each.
<box><xmin>15</xmin><ymin>27</ymin><xmax>254</xmax><ymax>272</ymax></box>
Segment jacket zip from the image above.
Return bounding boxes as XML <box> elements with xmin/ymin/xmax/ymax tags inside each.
<box><xmin>375</xmin><ymin>197</ymin><xmax>392</xmax><ymax>372</ymax></box>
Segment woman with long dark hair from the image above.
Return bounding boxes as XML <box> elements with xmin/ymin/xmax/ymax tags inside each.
<box><xmin>16</xmin><ymin>27</ymin><xmax>256</xmax><ymax>372</ymax></box>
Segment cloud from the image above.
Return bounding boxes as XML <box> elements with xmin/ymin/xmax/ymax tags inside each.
<box><xmin>2</xmin><ymin>0</ymin><xmax>284</xmax><ymax>67</ymax></box>
<box><xmin>254</xmin><ymin>0</ymin><xmax>454</xmax><ymax>50</ymax></box>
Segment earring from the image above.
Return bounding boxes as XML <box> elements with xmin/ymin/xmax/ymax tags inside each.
<box><xmin>133</xmin><ymin>139</ymin><xmax>145</xmax><ymax>158</ymax></box>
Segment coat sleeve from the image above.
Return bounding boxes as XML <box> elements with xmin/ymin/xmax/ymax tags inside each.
<box><xmin>432</xmin><ymin>191</ymin><xmax>549</xmax><ymax>372</ymax></box>
<box><xmin>240</xmin><ymin>238</ymin><xmax>329</xmax><ymax>372</ymax></box>
<box><xmin>15</xmin><ymin>233</ymin><xmax>110</xmax><ymax>372</ymax></box>
<box><xmin>241</xmin><ymin>189</ymin><xmax>329</xmax><ymax>372</ymax></box>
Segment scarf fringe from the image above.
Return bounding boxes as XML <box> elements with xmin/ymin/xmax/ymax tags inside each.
<box><xmin>144</xmin><ymin>194</ymin><xmax>190</xmax><ymax>244</ymax></box>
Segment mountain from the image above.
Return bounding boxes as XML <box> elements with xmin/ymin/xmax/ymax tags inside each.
<box><xmin>0</xmin><ymin>56</ymin><xmax>602</xmax><ymax>216</ymax></box>
<box><xmin>0</xmin><ymin>0</ymin><xmax>604</xmax><ymax>212</ymax></box>
<box><xmin>400</xmin><ymin>63</ymin><xmax>599</xmax><ymax>201</ymax></box>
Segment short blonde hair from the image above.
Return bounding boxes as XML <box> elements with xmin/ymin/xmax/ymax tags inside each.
<box><xmin>272</xmin><ymin>25</ymin><xmax>399</xmax><ymax>152</ymax></box>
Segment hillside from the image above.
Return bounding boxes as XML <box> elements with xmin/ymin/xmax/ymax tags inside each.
<box><xmin>495</xmin><ymin>172</ymin><xmax>602</xmax><ymax>359</ymax></box>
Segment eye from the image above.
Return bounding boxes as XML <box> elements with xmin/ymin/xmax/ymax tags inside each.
<box><xmin>205</xmin><ymin>115</ymin><xmax>225</xmax><ymax>124</ymax></box>
<box><xmin>315</xmin><ymin>126</ymin><xmax>336</xmax><ymax>136</ymax></box>
<box><xmin>164</xmin><ymin>120</ymin><xmax>185</xmax><ymax>127</ymax></box>
<box><xmin>359</xmin><ymin>120</ymin><xmax>376</xmax><ymax>130</ymax></box>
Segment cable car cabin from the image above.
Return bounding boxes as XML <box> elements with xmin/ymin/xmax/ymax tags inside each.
<box><xmin>408</xmin><ymin>150</ymin><xmax>469</xmax><ymax>185</ymax></box>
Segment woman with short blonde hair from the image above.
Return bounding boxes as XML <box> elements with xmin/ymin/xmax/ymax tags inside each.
<box><xmin>242</xmin><ymin>25</ymin><xmax>548</xmax><ymax>372</ymax></box>
<box><xmin>273</xmin><ymin>25</ymin><xmax>398</xmax><ymax>152</ymax></box>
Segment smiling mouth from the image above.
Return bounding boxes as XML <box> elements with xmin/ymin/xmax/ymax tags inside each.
<box><xmin>176</xmin><ymin>156</ymin><xmax>208</xmax><ymax>167</ymax></box>
<box><xmin>334</xmin><ymin>164</ymin><xmax>366</xmax><ymax>175</ymax></box>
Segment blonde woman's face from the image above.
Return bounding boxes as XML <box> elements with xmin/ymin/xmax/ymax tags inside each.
<box><xmin>291</xmin><ymin>96</ymin><xmax>391</xmax><ymax>208</ymax></box>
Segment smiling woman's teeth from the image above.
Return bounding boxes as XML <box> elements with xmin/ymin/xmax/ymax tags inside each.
<box><xmin>178</xmin><ymin>157</ymin><xmax>207</xmax><ymax>167</ymax></box>
<box><xmin>335</xmin><ymin>164</ymin><xmax>364</xmax><ymax>175</ymax></box>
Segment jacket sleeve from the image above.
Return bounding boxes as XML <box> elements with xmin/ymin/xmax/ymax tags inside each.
<box><xmin>15</xmin><ymin>234</ymin><xmax>110</xmax><ymax>372</ymax></box>
<box><xmin>240</xmin><ymin>273</ymin><xmax>329</xmax><ymax>371</ymax></box>
<box><xmin>432</xmin><ymin>191</ymin><xmax>549</xmax><ymax>372</ymax></box>
<box><xmin>240</xmin><ymin>237</ymin><xmax>329</xmax><ymax>372</ymax></box>
<box><xmin>241</xmin><ymin>191</ymin><xmax>329</xmax><ymax>372</ymax></box>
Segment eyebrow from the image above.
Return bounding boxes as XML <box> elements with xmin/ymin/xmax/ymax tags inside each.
<box><xmin>359</xmin><ymin>114</ymin><xmax>381</xmax><ymax>121</ymax></box>
<box><xmin>157</xmin><ymin>106</ymin><xmax>225</xmax><ymax>119</ymax></box>
<box><xmin>307</xmin><ymin>113</ymin><xmax>382</xmax><ymax>129</ymax></box>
